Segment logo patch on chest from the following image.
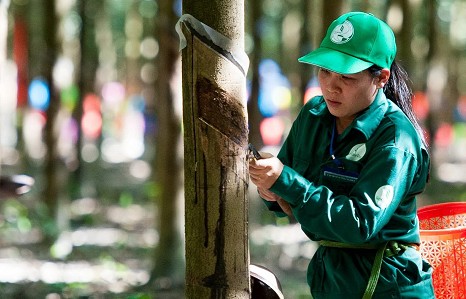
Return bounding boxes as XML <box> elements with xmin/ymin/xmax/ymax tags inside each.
<box><xmin>346</xmin><ymin>143</ymin><xmax>366</xmax><ymax>161</ymax></box>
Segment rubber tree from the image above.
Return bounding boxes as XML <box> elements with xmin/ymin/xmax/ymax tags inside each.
<box><xmin>179</xmin><ymin>0</ymin><xmax>250</xmax><ymax>298</ymax></box>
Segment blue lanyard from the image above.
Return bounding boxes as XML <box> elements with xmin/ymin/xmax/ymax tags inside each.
<box><xmin>330</xmin><ymin>119</ymin><xmax>343</xmax><ymax>168</ymax></box>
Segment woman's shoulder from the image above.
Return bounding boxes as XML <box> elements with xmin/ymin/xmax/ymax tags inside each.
<box><xmin>289</xmin><ymin>96</ymin><xmax>331</xmax><ymax>133</ymax></box>
<box><xmin>378</xmin><ymin>101</ymin><xmax>426</xmax><ymax>153</ymax></box>
<box><xmin>302</xmin><ymin>95</ymin><xmax>327</xmax><ymax>115</ymax></box>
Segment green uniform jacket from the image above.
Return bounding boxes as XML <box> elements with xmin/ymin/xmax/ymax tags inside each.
<box><xmin>266</xmin><ymin>90</ymin><xmax>435</xmax><ymax>298</ymax></box>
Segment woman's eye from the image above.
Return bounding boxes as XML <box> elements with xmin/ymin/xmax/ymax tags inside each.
<box><xmin>319</xmin><ymin>68</ymin><xmax>330</xmax><ymax>74</ymax></box>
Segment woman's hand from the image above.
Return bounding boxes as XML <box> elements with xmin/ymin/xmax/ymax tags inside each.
<box><xmin>248</xmin><ymin>152</ymin><xmax>284</xmax><ymax>190</ymax></box>
<box><xmin>257</xmin><ymin>187</ymin><xmax>293</xmax><ymax>217</ymax></box>
<box><xmin>257</xmin><ymin>186</ymin><xmax>280</xmax><ymax>202</ymax></box>
<box><xmin>250</xmin><ymin>153</ymin><xmax>292</xmax><ymax>217</ymax></box>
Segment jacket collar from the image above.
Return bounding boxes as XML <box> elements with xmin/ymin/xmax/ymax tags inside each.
<box><xmin>352</xmin><ymin>89</ymin><xmax>388</xmax><ymax>140</ymax></box>
<box><xmin>307</xmin><ymin>89</ymin><xmax>388</xmax><ymax>140</ymax></box>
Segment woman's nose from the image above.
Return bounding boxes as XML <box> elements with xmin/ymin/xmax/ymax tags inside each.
<box><xmin>326</xmin><ymin>86</ymin><xmax>339</xmax><ymax>93</ymax></box>
<box><xmin>326</xmin><ymin>76</ymin><xmax>340</xmax><ymax>93</ymax></box>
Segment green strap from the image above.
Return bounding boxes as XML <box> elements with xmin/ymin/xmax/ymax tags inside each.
<box><xmin>318</xmin><ymin>240</ymin><xmax>408</xmax><ymax>299</ymax></box>
<box><xmin>361</xmin><ymin>242</ymin><xmax>388</xmax><ymax>299</ymax></box>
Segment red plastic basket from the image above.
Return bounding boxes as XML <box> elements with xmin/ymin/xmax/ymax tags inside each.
<box><xmin>418</xmin><ymin>202</ymin><xmax>466</xmax><ymax>299</ymax></box>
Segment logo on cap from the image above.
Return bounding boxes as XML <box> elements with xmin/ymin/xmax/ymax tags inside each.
<box><xmin>330</xmin><ymin>21</ymin><xmax>354</xmax><ymax>44</ymax></box>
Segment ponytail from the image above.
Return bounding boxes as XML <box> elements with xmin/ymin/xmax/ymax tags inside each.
<box><xmin>368</xmin><ymin>61</ymin><xmax>427</xmax><ymax>147</ymax></box>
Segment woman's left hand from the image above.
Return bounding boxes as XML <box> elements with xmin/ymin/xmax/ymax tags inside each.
<box><xmin>256</xmin><ymin>187</ymin><xmax>280</xmax><ymax>202</ymax></box>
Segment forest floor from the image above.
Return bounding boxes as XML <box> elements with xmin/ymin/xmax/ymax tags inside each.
<box><xmin>0</xmin><ymin>158</ymin><xmax>161</xmax><ymax>298</ymax></box>
<box><xmin>0</xmin><ymin>150</ymin><xmax>465</xmax><ymax>298</ymax></box>
<box><xmin>0</xmin><ymin>158</ymin><xmax>314</xmax><ymax>299</ymax></box>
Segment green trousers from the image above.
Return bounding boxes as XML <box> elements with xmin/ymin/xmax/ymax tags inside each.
<box><xmin>307</xmin><ymin>244</ymin><xmax>435</xmax><ymax>299</ymax></box>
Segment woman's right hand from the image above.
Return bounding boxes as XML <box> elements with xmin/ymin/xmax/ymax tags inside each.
<box><xmin>248</xmin><ymin>153</ymin><xmax>284</xmax><ymax>190</ymax></box>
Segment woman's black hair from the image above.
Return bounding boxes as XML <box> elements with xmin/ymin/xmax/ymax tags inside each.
<box><xmin>368</xmin><ymin>62</ymin><xmax>427</xmax><ymax>147</ymax></box>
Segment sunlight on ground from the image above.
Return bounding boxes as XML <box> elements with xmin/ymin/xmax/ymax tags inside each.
<box><xmin>0</xmin><ymin>200</ymin><xmax>156</xmax><ymax>294</ymax></box>
<box><xmin>251</xmin><ymin>223</ymin><xmax>319</xmax><ymax>271</ymax></box>
<box><xmin>0</xmin><ymin>257</ymin><xmax>150</xmax><ymax>293</ymax></box>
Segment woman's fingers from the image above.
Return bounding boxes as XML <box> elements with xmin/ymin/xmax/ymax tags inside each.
<box><xmin>248</xmin><ymin>155</ymin><xmax>284</xmax><ymax>190</ymax></box>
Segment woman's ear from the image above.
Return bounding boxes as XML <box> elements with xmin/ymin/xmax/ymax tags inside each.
<box><xmin>377</xmin><ymin>68</ymin><xmax>390</xmax><ymax>88</ymax></box>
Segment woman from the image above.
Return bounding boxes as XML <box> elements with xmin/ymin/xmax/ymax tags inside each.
<box><xmin>249</xmin><ymin>12</ymin><xmax>435</xmax><ymax>298</ymax></box>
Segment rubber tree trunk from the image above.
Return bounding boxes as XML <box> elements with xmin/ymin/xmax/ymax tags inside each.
<box><xmin>179</xmin><ymin>1</ymin><xmax>250</xmax><ymax>298</ymax></box>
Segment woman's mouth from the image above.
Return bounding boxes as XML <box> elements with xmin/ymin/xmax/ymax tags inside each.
<box><xmin>326</xmin><ymin>99</ymin><xmax>341</xmax><ymax>108</ymax></box>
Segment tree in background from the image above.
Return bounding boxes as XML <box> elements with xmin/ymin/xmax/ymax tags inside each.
<box><xmin>150</xmin><ymin>0</ymin><xmax>185</xmax><ymax>289</ymax></box>
<box><xmin>247</xmin><ymin>0</ymin><xmax>263</xmax><ymax>146</ymax></box>
<box><xmin>42</xmin><ymin>0</ymin><xmax>60</xmax><ymax>240</ymax></box>
<box><xmin>71</xmin><ymin>0</ymin><xmax>100</xmax><ymax>197</ymax></box>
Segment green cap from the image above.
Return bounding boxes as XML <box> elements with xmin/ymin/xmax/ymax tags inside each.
<box><xmin>298</xmin><ymin>12</ymin><xmax>396</xmax><ymax>74</ymax></box>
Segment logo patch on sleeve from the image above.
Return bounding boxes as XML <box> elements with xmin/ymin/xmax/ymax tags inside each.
<box><xmin>375</xmin><ymin>185</ymin><xmax>394</xmax><ymax>209</ymax></box>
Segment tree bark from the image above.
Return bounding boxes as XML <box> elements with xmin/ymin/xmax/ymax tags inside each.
<box><xmin>183</xmin><ymin>2</ymin><xmax>244</xmax><ymax>48</ymax></box>
<box><xmin>180</xmin><ymin>1</ymin><xmax>250</xmax><ymax>297</ymax></box>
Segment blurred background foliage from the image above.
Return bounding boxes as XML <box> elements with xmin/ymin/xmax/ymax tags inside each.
<box><xmin>0</xmin><ymin>0</ymin><xmax>465</xmax><ymax>298</ymax></box>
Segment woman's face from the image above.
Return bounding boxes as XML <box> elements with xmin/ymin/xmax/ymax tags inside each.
<box><xmin>318</xmin><ymin>68</ymin><xmax>388</xmax><ymax>128</ymax></box>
